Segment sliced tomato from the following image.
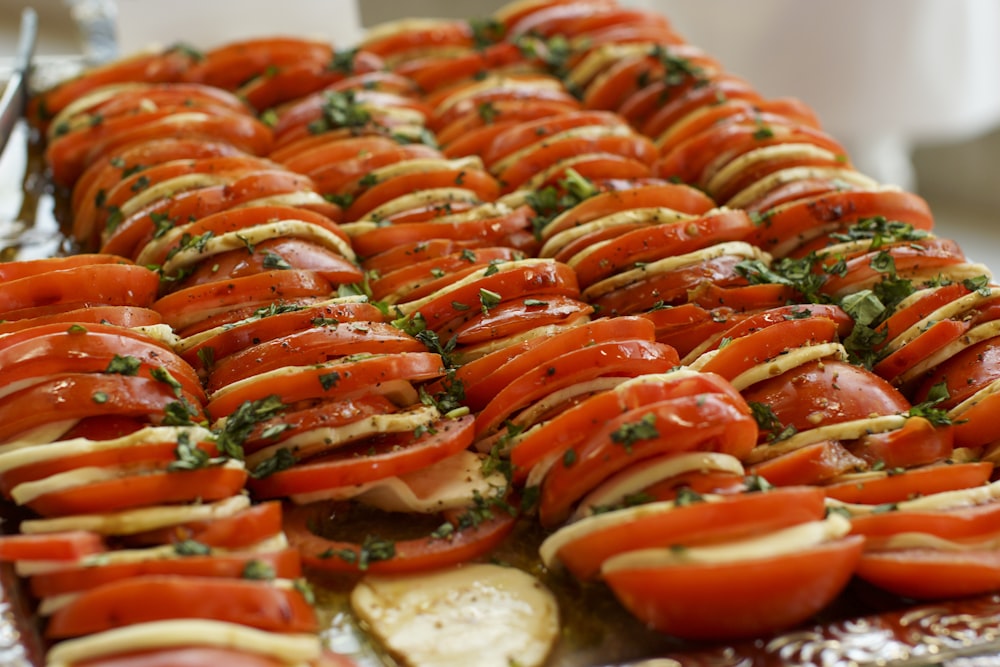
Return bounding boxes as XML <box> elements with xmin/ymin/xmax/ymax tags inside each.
<box><xmin>396</xmin><ymin>42</ymin><xmax>526</xmax><ymax>95</ymax></box>
<box><xmin>0</xmin><ymin>531</ymin><xmax>106</xmax><ymax>562</ymax></box>
<box><xmin>22</xmin><ymin>463</ymin><xmax>248</xmax><ymax>517</ymax></box>
<box><xmin>45</xmin><ymin>575</ymin><xmax>318</xmax><ymax>638</ymax></box>
<box><xmin>741</xmin><ymin>360</ymin><xmax>910</xmax><ymax>441</ymax></box>
<box><xmin>309</xmin><ymin>143</ymin><xmax>442</xmax><ymax>196</ymax></box>
<box><xmin>538</xmin><ymin>392</ymin><xmax>758</xmax><ymax>527</ymax></box>
<box><xmin>823</xmin><ymin>461</ymin><xmax>992</xmax><ymax>504</ymax></box>
<box><xmin>152</xmin><ymin>270</ymin><xmax>334</xmax><ymax>333</ymax></box>
<box><xmin>873</xmin><ymin>319</ymin><xmax>971</xmax><ymax>384</ymax></box>
<box><xmin>205</xmin><ymin>351</ymin><xmax>443</xmax><ymax>420</ymax></box>
<box><xmin>436</xmin><ymin>99</ymin><xmax>579</xmax><ymax>148</ymax></box>
<box><xmin>0</xmin><ymin>306</ymin><xmax>161</xmax><ymax>335</ymax></box>
<box><xmin>181</xmin><ymin>36</ymin><xmax>333</xmax><ymax>91</ymax></box>
<box><xmin>474</xmin><ymin>338</ymin><xmax>680</xmax><ymax>439</ymax></box>
<box><xmin>249</xmin><ymin>414</ymin><xmax>474</xmax><ymax>499</ymax></box>
<box><xmin>369</xmin><ymin>247</ymin><xmax>519</xmax><ymax>303</ymax></box>
<box><xmin>845</xmin><ymin>416</ymin><xmax>954</xmax><ymax>470</ymax></box>
<box><xmin>748</xmin><ymin>441</ymin><xmax>866</xmax><ymax>487</ymax></box>
<box><xmin>124</xmin><ymin>501</ymin><xmax>284</xmax><ymax>550</ymax></box>
<box><xmin>855</xmin><ymin>549</ymin><xmax>1000</xmax><ymax>600</ymax></box>
<box><xmin>548</xmin><ymin>486</ymin><xmax>825</xmax><ymax>580</ymax></box>
<box><xmin>284</xmin><ymin>497</ymin><xmax>517</xmax><ymax>574</ymax></box>
<box><xmin>0</xmin><ymin>263</ymin><xmax>160</xmax><ymax>316</ymax></box>
<box><xmin>345</xmin><ymin>168</ymin><xmax>501</xmax><ymax>221</ymax></box>
<box><xmin>207</xmin><ymin>321</ymin><xmax>424</xmax><ymax>393</ymax></box>
<box><xmin>30</xmin><ymin>547</ymin><xmax>301</xmax><ymax>599</ymax></box>
<box><xmin>604</xmin><ymin>535</ymin><xmax>863</xmax><ymax>639</ymax></box>
<box><xmin>0</xmin><ymin>374</ymin><xmax>206</xmax><ymax>446</ymax></box>
<box><xmin>452</xmin><ymin>295</ymin><xmax>594</xmax><ymax>346</ymax></box>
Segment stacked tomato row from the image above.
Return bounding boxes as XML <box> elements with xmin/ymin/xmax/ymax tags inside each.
<box><xmin>10</xmin><ymin>0</ymin><xmax>1000</xmax><ymax>655</ymax></box>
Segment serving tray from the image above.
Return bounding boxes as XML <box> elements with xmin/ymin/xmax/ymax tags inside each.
<box><xmin>3</xmin><ymin>46</ymin><xmax>1000</xmax><ymax>667</ymax></box>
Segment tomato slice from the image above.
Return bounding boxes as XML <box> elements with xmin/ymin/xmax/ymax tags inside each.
<box><xmin>545</xmin><ymin>487</ymin><xmax>824</xmax><ymax>581</ymax></box>
<box><xmin>284</xmin><ymin>497</ymin><xmax>517</xmax><ymax>574</ymax></box>
<box><xmin>475</xmin><ymin>338</ymin><xmax>680</xmax><ymax>439</ymax></box>
<box><xmin>0</xmin><ymin>263</ymin><xmax>160</xmax><ymax>316</ymax></box>
<box><xmin>397</xmin><ymin>42</ymin><xmax>525</xmax><ymax>95</ymax></box>
<box><xmin>206</xmin><ymin>321</ymin><xmax>425</xmax><ymax>393</ymax></box>
<box><xmin>248</xmin><ymin>414</ymin><xmax>473</xmax><ymax>499</ymax></box>
<box><xmin>436</xmin><ymin>99</ymin><xmax>579</xmax><ymax>148</ymax></box>
<box><xmin>845</xmin><ymin>416</ymin><xmax>954</xmax><ymax>470</ymax></box>
<box><xmin>182</xmin><ymin>36</ymin><xmax>333</xmax><ymax>91</ymax></box>
<box><xmin>452</xmin><ymin>295</ymin><xmax>594</xmax><ymax>346</ymax></box>
<box><xmin>153</xmin><ymin>270</ymin><xmax>334</xmax><ymax>333</ymax></box>
<box><xmin>855</xmin><ymin>549</ymin><xmax>1000</xmax><ymax>600</ymax></box>
<box><xmin>0</xmin><ymin>374</ymin><xmax>206</xmax><ymax>446</ymax></box>
<box><xmin>0</xmin><ymin>531</ymin><xmax>105</xmax><ymax>562</ymax></box>
<box><xmin>309</xmin><ymin>144</ymin><xmax>442</xmax><ymax>197</ymax></box>
<box><xmin>20</xmin><ymin>463</ymin><xmax>248</xmax><ymax>517</ymax></box>
<box><xmin>205</xmin><ymin>351</ymin><xmax>443</xmax><ymax>420</ymax></box>
<box><xmin>823</xmin><ymin>461</ymin><xmax>992</xmax><ymax>504</ymax></box>
<box><xmin>748</xmin><ymin>441</ymin><xmax>866</xmax><ymax>487</ymax></box>
<box><xmin>30</xmin><ymin>547</ymin><xmax>302</xmax><ymax>599</ymax></box>
<box><xmin>239</xmin><ymin>50</ymin><xmax>386</xmax><ymax>112</ymax></box>
<box><xmin>604</xmin><ymin>535</ymin><xmax>863</xmax><ymax>640</ymax></box>
<box><xmin>45</xmin><ymin>575</ymin><xmax>318</xmax><ymax>638</ymax></box>
<box><xmin>539</xmin><ymin>392</ymin><xmax>758</xmax><ymax>527</ymax></box>
<box><xmin>123</xmin><ymin>501</ymin><xmax>284</xmax><ymax>550</ymax></box>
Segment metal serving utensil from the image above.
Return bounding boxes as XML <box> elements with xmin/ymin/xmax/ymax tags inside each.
<box><xmin>0</xmin><ymin>8</ymin><xmax>39</xmax><ymax>157</ymax></box>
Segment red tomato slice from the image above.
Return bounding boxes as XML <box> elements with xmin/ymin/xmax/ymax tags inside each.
<box><xmin>436</xmin><ymin>99</ymin><xmax>579</xmax><ymax>148</ymax></box>
<box><xmin>284</xmin><ymin>496</ymin><xmax>517</xmax><ymax>574</ymax></box>
<box><xmin>370</xmin><ymin>247</ymin><xmax>519</xmax><ymax>303</ymax></box>
<box><xmin>569</xmin><ymin>208</ymin><xmax>755</xmax><ymax>289</ymax></box>
<box><xmin>820</xmin><ymin>237</ymin><xmax>968</xmax><ymax>299</ymax></box>
<box><xmin>350</xmin><ymin>205</ymin><xmax>535</xmax><ymax>259</ymax></box>
<box><xmin>249</xmin><ymin>414</ymin><xmax>474</xmax><ymax>499</ymax></box>
<box><xmin>475</xmin><ymin>338</ymin><xmax>680</xmax><ymax>439</ymax></box>
<box><xmin>452</xmin><ymin>295</ymin><xmax>594</xmax><ymax>346</ymax></box>
<box><xmin>845</xmin><ymin>416</ymin><xmax>954</xmax><ymax>470</ymax></box>
<box><xmin>747</xmin><ymin>440</ymin><xmax>866</xmax><ymax>487</ymax></box>
<box><xmin>0</xmin><ymin>263</ymin><xmax>160</xmax><ymax>316</ymax></box>
<box><xmin>124</xmin><ymin>501</ymin><xmax>284</xmax><ymax>550</ymax></box>
<box><xmin>459</xmin><ymin>316</ymin><xmax>655</xmax><ymax>411</ymax></box>
<box><xmin>604</xmin><ymin>535</ymin><xmax>863</xmax><ymax>640</ymax></box>
<box><xmin>872</xmin><ymin>318</ymin><xmax>971</xmax><ymax>384</ymax></box>
<box><xmin>549</xmin><ymin>486</ymin><xmax>825</xmax><ymax>580</ymax></box>
<box><xmin>152</xmin><ymin>270</ymin><xmax>334</xmax><ymax>333</ymax></box>
<box><xmin>823</xmin><ymin>461</ymin><xmax>992</xmax><ymax>504</ymax></box>
<box><xmin>205</xmin><ymin>351</ymin><xmax>443</xmax><ymax>420</ymax></box>
<box><xmin>279</xmin><ymin>135</ymin><xmax>403</xmax><ymax>180</ymax></box>
<box><xmin>0</xmin><ymin>531</ymin><xmax>105</xmax><ymax>562</ymax></box>
<box><xmin>0</xmin><ymin>306</ymin><xmax>161</xmax><ymax>335</ymax></box>
<box><xmin>741</xmin><ymin>360</ymin><xmax>910</xmax><ymax>441</ymax></box>
<box><xmin>640</xmin><ymin>303</ymin><xmax>741</xmax><ymax>359</ymax></box>
<box><xmin>182</xmin><ymin>37</ymin><xmax>333</xmax><ymax>90</ymax></box>
<box><xmin>178</xmin><ymin>299</ymin><xmax>385</xmax><ymax>373</ymax></box>
<box><xmin>396</xmin><ymin>42</ymin><xmax>526</xmax><ymax>95</ymax></box>
<box><xmin>538</xmin><ymin>392</ymin><xmax>758</xmax><ymax>527</ymax></box>
<box><xmin>0</xmin><ymin>374</ymin><xmax>206</xmax><ymax>446</ymax></box>
<box><xmin>856</xmin><ymin>549</ymin><xmax>1000</xmax><ymax>600</ymax></box>
<box><xmin>23</xmin><ymin>463</ymin><xmax>248</xmax><ymax>517</ymax></box>
<box><xmin>30</xmin><ymin>547</ymin><xmax>302</xmax><ymax>599</ymax></box>
<box><xmin>309</xmin><ymin>144</ymin><xmax>442</xmax><ymax>197</ymax></box>
<box><xmin>45</xmin><ymin>575</ymin><xmax>318</xmax><ymax>638</ymax></box>
<box><xmin>483</xmin><ymin>110</ymin><xmax>628</xmax><ymax>167</ymax></box>
<box><xmin>345</xmin><ymin>168</ymin><xmax>501</xmax><ymax>221</ymax></box>
<box><xmin>207</xmin><ymin>321</ymin><xmax>424</xmax><ymax>393</ymax></box>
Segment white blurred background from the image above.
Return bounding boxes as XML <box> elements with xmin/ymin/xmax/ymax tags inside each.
<box><xmin>3</xmin><ymin>0</ymin><xmax>1000</xmax><ymax>265</ymax></box>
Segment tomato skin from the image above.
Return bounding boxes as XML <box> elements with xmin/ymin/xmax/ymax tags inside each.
<box><xmin>551</xmin><ymin>487</ymin><xmax>825</xmax><ymax>581</ymax></box>
<box><xmin>741</xmin><ymin>360</ymin><xmax>910</xmax><ymax>442</ymax></box>
<box><xmin>855</xmin><ymin>549</ymin><xmax>1000</xmax><ymax>600</ymax></box>
<box><xmin>30</xmin><ymin>547</ymin><xmax>302</xmax><ymax>599</ymax></box>
<box><xmin>45</xmin><ymin>575</ymin><xmax>318</xmax><ymax>638</ymax></box>
<box><xmin>23</xmin><ymin>464</ymin><xmax>248</xmax><ymax>517</ymax></box>
<box><xmin>0</xmin><ymin>531</ymin><xmax>105</xmax><ymax>562</ymax></box>
<box><xmin>0</xmin><ymin>374</ymin><xmax>206</xmax><ymax>446</ymax></box>
<box><xmin>539</xmin><ymin>393</ymin><xmax>758</xmax><ymax>527</ymax></box>
<box><xmin>284</xmin><ymin>499</ymin><xmax>517</xmax><ymax>575</ymax></box>
<box><xmin>248</xmin><ymin>414</ymin><xmax>474</xmax><ymax>499</ymax></box>
<box><xmin>823</xmin><ymin>462</ymin><xmax>993</xmax><ymax>505</ymax></box>
<box><xmin>604</xmin><ymin>536</ymin><xmax>863</xmax><ymax>640</ymax></box>
<box><xmin>748</xmin><ymin>441</ymin><xmax>866</xmax><ymax>487</ymax></box>
<box><xmin>846</xmin><ymin>416</ymin><xmax>954</xmax><ymax>470</ymax></box>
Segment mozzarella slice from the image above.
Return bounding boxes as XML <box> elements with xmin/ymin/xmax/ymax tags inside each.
<box><xmin>725</xmin><ymin>167</ymin><xmax>878</xmax><ymax>211</ymax></box>
<box><xmin>47</xmin><ymin>83</ymin><xmax>149</xmax><ymax>140</ymax></box>
<box><xmin>119</xmin><ymin>171</ymin><xmax>232</xmax><ymax>219</ymax></box>
<box><xmin>601</xmin><ymin>514</ymin><xmax>851</xmax><ymax>572</ymax></box>
<box><xmin>730</xmin><ymin>342</ymin><xmax>847</xmax><ymax>391</ymax></box>
<box><xmin>351</xmin><ymin>563</ymin><xmax>559</xmax><ymax>667</ymax></box>
<box><xmin>19</xmin><ymin>494</ymin><xmax>250</xmax><ymax>536</ymax></box>
<box><xmin>0</xmin><ymin>421</ymin><xmax>79</xmax><ymax>454</ymax></box>
<box><xmin>746</xmin><ymin>414</ymin><xmax>908</xmax><ymax>464</ymax></box>
<box><xmin>705</xmin><ymin>143</ymin><xmax>844</xmax><ymax>199</ymax></box>
<box><xmin>829</xmin><ymin>478</ymin><xmax>1000</xmax><ymax>516</ymax></box>
<box><xmin>44</xmin><ymin>620</ymin><xmax>320</xmax><ymax>667</ymax></box>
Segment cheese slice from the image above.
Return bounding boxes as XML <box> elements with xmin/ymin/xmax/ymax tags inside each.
<box><xmin>725</xmin><ymin>166</ymin><xmax>878</xmax><ymax>211</ymax></box>
<box><xmin>566</xmin><ymin>43</ymin><xmax>663</xmax><ymax>90</ymax></box>
<box><xmin>0</xmin><ymin>421</ymin><xmax>79</xmax><ymax>454</ymax></box>
<box><xmin>19</xmin><ymin>494</ymin><xmax>250</xmax><ymax>536</ymax></box>
<box><xmin>45</xmin><ymin>620</ymin><xmax>320</xmax><ymax>666</ymax></box>
<box><xmin>118</xmin><ymin>170</ymin><xmax>231</xmax><ymax>219</ymax></box>
<box><xmin>705</xmin><ymin>143</ymin><xmax>843</xmax><ymax>199</ymax></box>
<box><xmin>828</xmin><ymin>478</ymin><xmax>1000</xmax><ymax>516</ymax></box>
<box><xmin>746</xmin><ymin>414</ymin><xmax>908</xmax><ymax>464</ymax></box>
<box><xmin>47</xmin><ymin>83</ymin><xmax>149</xmax><ymax>140</ymax></box>
<box><xmin>351</xmin><ymin>563</ymin><xmax>559</xmax><ymax>667</ymax></box>
<box><xmin>433</xmin><ymin>75</ymin><xmax>565</xmax><ymax>118</ymax></box>
<box><xmin>363</xmin><ymin>156</ymin><xmax>485</xmax><ymax>189</ymax></box>
<box><xmin>728</xmin><ymin>342</ymin><xmax>847</xmax><ymax>391</ymax></box>
<box><xmin>601</xmin><ymin>514</ymin><xmax>851</xmax><ymax>572</ymax></box>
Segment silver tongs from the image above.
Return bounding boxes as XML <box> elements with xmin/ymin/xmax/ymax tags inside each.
<box><xmin>0</xmin><ymin>8</ymin><xmax>39</xmax><ymax>156</ymax></box>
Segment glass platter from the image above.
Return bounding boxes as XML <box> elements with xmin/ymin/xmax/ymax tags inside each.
<box><xmin>4</xmin><ymin>55</ymin><xmax>1000</xmax><ymax>667</ymax></box>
